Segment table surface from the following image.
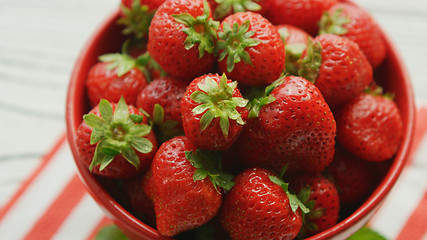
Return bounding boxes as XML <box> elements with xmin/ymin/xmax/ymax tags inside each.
<box><xmin>1</xmin><ymin>0</ymin><xmax>427</xmax><ymax>239</ymax></box>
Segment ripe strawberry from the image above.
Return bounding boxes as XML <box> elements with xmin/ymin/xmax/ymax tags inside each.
<box><xmin>336</xmin><ymin>88</ymin><xmax>403</xmax><ymax>162</ymax></box>
<box><xmin>290</xmin><ymin>173</ymin><xmax>340</xmax><ymax>237</ymax></box>
<box><xmin>220</xmin><ymin>167</ymin><xmax>308</xmax><ymax>240</ymax></box>
<box><xmin>150</xmin><ymin>136</ymin><xmax>234</xmax><ymax>237</ymax></box>
<box><xmin>276</xmin><ymin>24</ymin><xmax>313</xmax><ymax>75</ymax></box>
<box><xmin>298</xmin><ymin>34</ymin><xmax>373</xmax><ymax>107</ymax></box>
<box><xmin>181</xmin><ymin>73</ymin><xmax>249</xmax><ymax>151</ymax></box>
<box><xmin>327</xmin><ymin>146</ymin><xmax>377</xmax><ymax>207</ymax></box>
<box><xmin>207</xmin><ymin>0</ymin><xmax>271</xmax><ymax>20</ymax></box>
<box><xmin>147</xmin><ymin>0</ymin><xmax>219</xmax><ymax>79</ymax></box>
<box><xmin>118</xmin><ymin>0</ymin><xmax>157</xmax><ymax>39</ymax></box>
<box><xmin>266</xmin><ymin>0</ymin><xmax>338</xmax><ymax>36</ymax></box>
<box><xmin>217</xmin><ymin>11</ymin><xmax>285</xmax><ymax>86</ymax></box>
<box><xmin>75</xmin><ymin>97</ymin><xmax>158</xmax><ymax>178</ymax></box>
<box><xmin>319</xmin><ymin>2</ymin><xmax>386</xmax><ymax>69</ymax></box>
<box><xmin>235</xmin><ymin>76</ymin><xmax>336</xmax><ymax>174</ymax></box>
<box><xmin>136</xmin><ymin>76</ymin><xmax>187</xmax><ymax>142</ymax></box>
<box><xmin>86</xmin><ymin>53</ymin><xmax>149</xmax><ymax>107</ymax></box>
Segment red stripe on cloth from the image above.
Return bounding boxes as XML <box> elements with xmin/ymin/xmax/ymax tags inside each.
<box><xmin>22</xmin><ymin>174</ymin><xmax>87</xmax><ymax>240</ymax></box>
<box><xmin>85</xmin><ymin>216</ymin><xmax>112</xmax><ymax>240</ymax></box>
<box><xmin>0</xmin><ymin>134</ymin><xmax>66</xmax><ymax>222</ymax></box>
<box><xmin>407</xmin><ymin>107</ymin><xmax>427</xmax><ymax>165</ymax></box>
<box><xmin>396</xmin><ymin>190</ymin><xmax>427</xmax><ymax>240</ymax></box>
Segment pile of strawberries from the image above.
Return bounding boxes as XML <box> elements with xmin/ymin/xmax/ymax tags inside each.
<box><xmin>75</xmin><ymin>0</ymin><xmax>404</xmax><ymax>239</ymax></box>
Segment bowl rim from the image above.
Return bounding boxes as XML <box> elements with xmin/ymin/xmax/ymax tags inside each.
<box><xmin>66</xmin><ymin>3</ymin><xmax>416</xmax><ymax>240</ymax></box>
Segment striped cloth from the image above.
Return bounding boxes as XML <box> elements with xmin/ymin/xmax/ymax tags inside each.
<box><xmin>0</xmin><ymin>107</ymin><xmax>426</xmax><ymax>240</ymax></box>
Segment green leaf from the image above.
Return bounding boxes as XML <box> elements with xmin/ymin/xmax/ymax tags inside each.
<box><xmin>193</xmin><ymin>104</ymin><xmax>211</xmax><ymax>115</ymax></box>
<box><xmin>191</xmin><ymin>91</ymin><xmax>211</xmax><ymax>104</ymax></box>
<box><xmin>130</xmin><ymin>136</ymin><xmax>153</xmax><ymax>154</ymax></box>
<box><xmin>347</xmin><ymin>227</ymin><xmax>387</xmax><ymax>240</ymax></box>
<box><xmin>99</xmin><ymin>99</ymin><xmax>113</xmax><ymax>122</ymax></box>
<box><xmin>95</xmin><ymin>224</ymin><xmax>129</xmax><ymax>240</ymax></box>
<box><xmin>89</xmin><ymin>143</ymin><xmax>105</xmax><ymax>171</ymax></box>
<box><xmin>90</xmin><ymin>130</ymin><xmax>104</xmax><ymax>145</ymax></box>
<box><xmin>198</xmin><ymin>77</ymin><xmax>219</xmax><ymax>95</ymax></box>
<box><xmin>114</xmin><ymin>97</ymin><xmax>129</xmax><ymax>123</ymax></box>
<box><xmin>121</xmin><ymin>144</ymin><xmax>140</xmax><ymax>169</ymax></box>
<box><xmin>117</xmin><ymin>0</ymin><xmax>154</xmax><ymax>39</ymax></box>
<box><xmin>128</xmin><ymin>124</ymin><xmax>151</xmax><ymax>137</ymax></box>
<box><xmin>219</xmin><ymin>115</ymin><xmax>230</xmax><ymax>137</ymax></box>
<box><xmin>83</xmin><ymin>114</ymin><xmax>105</xmax><ymax>130</ymax></box>
<box><xmin>200</xmin><ymin>110</ymin><xmax>215</xmax><ymax>132</ymax></box>
<box><xmin>99</xmin><ymin>155</ymin><xmax>115</xmax><ymax>171</ymax></box>
<box><xmin>152</xmin><ymin>104</ymin><xmax>164</xmax><ymax>125</ymax></box>
<box><xmin>193</xmin><ymin>169</ymin><xmax>209</xmax><ymax>181</ymax></box>
<box><xmin>298</xmin><ymin>37</ymin><xmax>322</xmax><ymax>83</ymax></box>
<box><xmin>318</xmin><ymin>8</ymin><xmax>351</xmax><ymax>36</ymax></box>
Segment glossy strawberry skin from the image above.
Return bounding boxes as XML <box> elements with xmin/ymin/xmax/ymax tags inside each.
<box><xmin>136</xmin><ymin>76</ymin><xmax>188</xmax><ymax>126</ymax></box>
<box><xmin>266</xmin><ymin>0</ymin><xmax>338</xmax><ymax>36</ymax></box>
<box><xmin>86</xmin><ymin>62</ymin><xmax>148</xmax><ymax>107</ymax></box>
<box><xmin>220</xmin><ymin>168</ymin><xmax>302</xmax><ymax>240</ymax></box>
<box><xmin>336</xmin><ymin>93</ymin><xmax>403</xmax><ymax>162</ymax></box>
<box><xmin>326</xmin><ymin>3</ymin><xmax>386</xmax><ymax>69</ymax></box>
<box><xmin>327</xmin><ymin>146</ymin><xmax>378</xmax><ymax>207</ymax></box>
<box><xmin>147</xmin><ymin>0</ymin><xmax>216</xmax><ymax>80</ymax></box>
<box><xmin>181</xmin><ymin>74</ymin><xmax>248</xmax><ymax>151</ymax></box>
<box><xmin>218</xmin><ymin>12</ymin><xmax>286</xmax><ymax>87</ymax></box>
<box><xmin>311</xmin><ymin>34</ymin><xmax>373</xmax><ymax>107</ymax></box>
<box><xmin>151</xmin><ymin>136</ymin><xmax>222</xmax><ymax>237</ymax></box>
<box><xmin>290</xmin><ymin>173</ymin><xmax>340</xmax><ymax>236</ymax></box>
<box><xmin>75</xmin><ymin>103</ymin><xmax>158</xmax><ymax>179</ymax></box>
<box><xmin>236</xmin><ymin>76</ymin><xmax>336</xmax><ymax>174</ymax></box>
<box><xmin>121</xmin><ymin>0</ymin><xmax>166</xmax><ymax>11</ymax></box>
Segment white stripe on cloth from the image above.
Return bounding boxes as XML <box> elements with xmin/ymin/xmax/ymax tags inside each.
<box><xmin>0</xmin><ymin>144</ymin><xmax>75</xmax><ymax>240</ymax></box>
<box><xmin>52</xmin><ymin>194</ymin><xmax>106</xmax><ymax>240</ymax></box>
<box><xmin>369</xmin><ymin>133</ymin><xmax>427</xmax><ymax>239</ymax></box>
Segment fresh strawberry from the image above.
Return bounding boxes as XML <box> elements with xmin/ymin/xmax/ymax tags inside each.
<box><xmin>220</xmin><ymin>167</ymin><xmax>308</xmax><ymax>240</ymax></box>
<box><xmin>150</xmin><ymin>136</ymin><xmax>234</xmax><ymax>237</ymax></box>
<box><xmin>75</xmin><ymin>97</ymin><xmax>158</xmax><ymax>178</ymax></box>
<box><xmin>86</xmin><ymin>53</ymin><xmax>149</xmax><ymax>107</ymax></box>
<box><xmin>327</xmin><ymin>146</ymin><xmax>377</xmax><ymax>207</ymax></box>
<box><xmin>298</xmin><ymin>34</ymin><xmax>373</xmax><ymax>107</ymax></box>
<box><xmin>290</xmin><ymin>173</ymin><xmax>340</xmax><ymax>237</ymax></box>
<box><xmin>207</xmin><ymin>0</ymin><xmax>271</xmax><ymax>20</ymax></box>
<box><xmin>336</xmin><ymin>87</ymin><xmax>403</xmax><ymax>162</ymax></box>
<box><xmin>217</xmin><ymin>12</ymin><xmax>285</xmax><ymax>86</ymax></box>
<box><xmin>319</xmin><ymin>2</ymin><xmax>386</xmax><ymax>69</ymax></box>
<box><xmin>235</xmin><ymin>76</ymin><xmax>336</xmax><ymax>174</ymax></box>
<box><xmin>181</xmin><ymin>73</ymin><xmax>249</xmax><ymax>151</ymax></box>
<box><xmin>136</xmin><ymin>76</ymin><xmax>187</xmax><ymax>142</ymax></box>
<box><xmin>276</xmin><ymin>24</ymin><xmax>313</xmax><ymax>75</ymax></box>
<box><xmin>147</xmin><ymin>0</ymin><xmax>219</xmax><ymax>79</ymax></box>
<box><xmin>266</xmin><ymin>0</ymin><xmax>338</xmax><ymax>36</ymax></box>
<box><xmin>118</xmin><ymin>0</ymin><xmax>157</xmax><ymax>39</ymax></box>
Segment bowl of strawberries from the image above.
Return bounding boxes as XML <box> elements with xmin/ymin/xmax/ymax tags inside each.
<box><xmin>66</xmin><ymin>0</ymin><xmax>415</xmax><ymax>239</ymax></box>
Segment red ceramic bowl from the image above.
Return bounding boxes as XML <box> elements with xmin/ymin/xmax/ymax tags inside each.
<box><xmin>66</xmin><ymin>3</ymin><xmax>415</xmax><ymax>240</ymax></box>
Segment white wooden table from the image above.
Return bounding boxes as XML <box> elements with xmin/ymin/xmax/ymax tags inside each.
<box><xmin>0</xmin><ymin>0</ymin><xmax>426</xmax><ymax>239</ymax></box>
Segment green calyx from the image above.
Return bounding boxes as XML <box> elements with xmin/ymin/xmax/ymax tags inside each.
<box><xmin>318</xmin><ymin>8</ymin><xmax>351</xmax><ymax>36</ymax></box>
<box><xmin>268</xmin><ymin>166</ymin><xmax>310</xmax><ymax>215</ymax></box>
<box><xmin>83</xmin><ymin>97</ymin><xmax>153</xmax><ymax>172</ymax></box>
<box><xmin>99</xmin><ymin>53</ymin><xmax>138</xmax><ymax>77</ymax></box>
<box><xmin>172</xmin><ymin>1</ymin><xmax>220</xmax><ymax>58</ymax></box>
<box><xmin>217</xmin><ymin>20</ymin><xmax>261</xmax><ymax>72</ymax></box>
<box><xmin>191</xmin><ymin>74</ymin><xmax>249</xmax><ymax>137</ymax></box>
<box><xmin>365</xmin><ymin>86</ymin><xmax>395</xmax><ymax>100</ymax></box>
<box><xmin>150</xmin><ymin>104</ymin><xmax>184</xmax><ymax>143</ymax></box>
<box><xmin>296</xmin><ymin>186</ymin><xmax>325</xmax><ymax>236</ymax></box>
<box><xmin>277</xmin><ymin>27</ymin><xmax>306</xmax><ymax>75</ymax></box>
<box><xmin>297</xmin><ymin>37</ymin><xmax>322</xmax><ymax>83</ymax></box>
<box><xmin>213</xmin><ymin>0</ymin><xmax>262</xmax><ymax>20</ymax></box>
<box><xmin>118</xmin><ymin>0</ymin><xmax>155</xmax><ymax>39</ymax></box>
<box><xmin>246</xmin><ymin>76</ymin><xmax>284</xmax><ymax>118</ymax></box>
<box><xmin>185</xmin><ymin>149</ymin><xmax>235</xmax><ymax>193</ymax></box>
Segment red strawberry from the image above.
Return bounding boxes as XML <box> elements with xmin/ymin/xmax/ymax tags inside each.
<box><xmin>319</xmin><ymin>2</ymin><xmax>386</xmax><ymax>69</ymax></box>
<box><xmin>276</xmin><ymin>24</ymin><xmax>313</xmax><ymax>75</ymax></box>
<box><xmin>150</xmin><ymin>136</ymin><xmax>234</xmax><ymax>237</ymax></box>
<box><xmin>336</xmin><ymin>88</ymin><xmax>403</xmax><ymax>162</ymax></box>
<box><xmin>298</xmin><ymin>34</ymin><xmax>373</xmax><ymax>107</ymax></box>
<box><xmin>207</xmin><ymin>0</ymin><xmax>271</xmax><ymax>20</ymax></box>
<box><xmin>327</xmin><ymin>146</ymin><xmax>377</xmax><ymax>207</ymax></box>
<box><xmin>220</xmin><ymin>167</ymin><xmax>308</xmax><ymax>240</ymax></box>
<box><xmin>181</xmin><ymin>73</ymin><xmax>249</xmax><ymax>151</ymax></box>
<box><xmin>217</xmin><ymin>11</ymin><xmax>285</xmax><ymax>86</ymax></box>
<box><xmin>118</xmin><ymin>0</ymin><xmax>157</xmax><ymax>39</ymax></box>
<box><xmin>235</xmin><ymin>76</ymin><xmax>336</xmax><ymax>174</ymax></box>
<box><xmin>147</xmin><ymin>0</ymin><xmax>218</xmax><ymax>79</ymax></box>
<box><xmin>136</xmin><ymin>76</ymin><xmax>187</xmax><ymax>142</ymax></box>
<box><xmin>290</xmin><ymin>173</ymin><xmax>340</xmax><ymax>237</ymax></box>
<box><xmin>266</xmin><ymin>0</ymin><xmax>338</xmax><ymax>36</ymax></box>
<box><xmin>86</xmin><ymin>54</ymin><xmax>149</xmax><ymax>107</ymax></box>
<box><xmin>75</xmin><ymin>97</ymin><xmax>158</xmax><ymax>178</ymax></box>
